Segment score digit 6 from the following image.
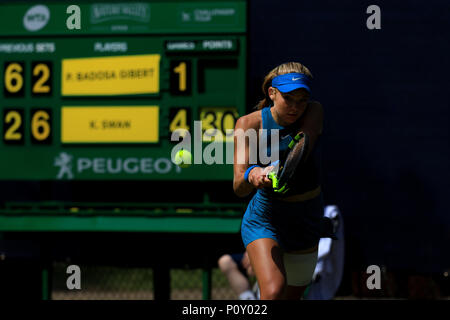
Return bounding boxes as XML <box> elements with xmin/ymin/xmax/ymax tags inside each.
<box><xmin>3</xmin><ymin>62</ymin><xmax>25</xmax><ymax>97</ymax></box>
<box><xmin>31</xmin><ymin>109</ymin><xmax>52</xmax><ymax>144</ymax></box>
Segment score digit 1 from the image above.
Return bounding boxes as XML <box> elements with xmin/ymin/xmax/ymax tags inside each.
<box><xmin>170</xmin><ymin>60</ymin><xmax>191</xmax><ymax>95</ymax></box>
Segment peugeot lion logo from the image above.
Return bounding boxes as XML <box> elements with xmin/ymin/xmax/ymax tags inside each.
<box><xmin>54</xmin><ymin>152</ymin><xmax>74</xmax><ymax>180</ymax></box>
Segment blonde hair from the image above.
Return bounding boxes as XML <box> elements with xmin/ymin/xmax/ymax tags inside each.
<box><xmin>255</xmin><ymin>62</ymin><xmax>313</xmax><ymax>110</ymax></box>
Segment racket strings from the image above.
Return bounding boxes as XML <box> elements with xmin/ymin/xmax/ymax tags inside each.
<box><xmin>267</xmin><ymin>130</ymin><xmax>310</xmax><ymax>194</ymax></box>
<box><xmin>276</xmin><ymin>133</ymin><xmax>309</xmax><ymax>192</ymax></box>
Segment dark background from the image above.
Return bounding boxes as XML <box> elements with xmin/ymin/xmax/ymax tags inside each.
<box><xmin>247</xmin><ymin>0</ymin><xmax>449</xmax><ymax>274</ymax></box>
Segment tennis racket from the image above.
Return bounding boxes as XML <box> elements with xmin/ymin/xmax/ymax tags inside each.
<box><xmin>267</xmin><ymin>131</ymin><xmax>309</xmax><ymax>194</ymax></box>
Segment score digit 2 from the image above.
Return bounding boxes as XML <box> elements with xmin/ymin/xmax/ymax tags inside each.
<box><xmin>31</xmin><ymin>61</ymin><xmax>52</xmax><ymax>96</ymax></box>
<box><xmin>3</xmin><ymin>109</ymin><xmax>24</xmax><ymax>144</ymax></box>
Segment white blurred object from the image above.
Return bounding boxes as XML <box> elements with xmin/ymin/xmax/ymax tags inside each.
<box><xmin>252</xmin><ymin>281</ymin><xmax>260</xmax><ymax>300</ymax></box>
<box><xmin>304</xmin><ymin>205</ymin><xmax>345</xmax><ymax>300</ymax></box>
<box><xmin>239</xmin><ymin>289</ymin><xmax>256</xmax><ymax>300</ymax></box>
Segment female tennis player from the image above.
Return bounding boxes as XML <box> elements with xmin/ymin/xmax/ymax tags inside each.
<box><xmin>233</xmin><ymin>62</ymin><xmax>330</xmax><ymax>299</ymax></box>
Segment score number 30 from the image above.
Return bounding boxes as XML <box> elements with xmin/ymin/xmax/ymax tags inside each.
<box><xmin>200</xmin><ymin>108</ymin><xmax>238</xmax><ymax>142</ymax></box>
<box><xmin>170</xmin><ymin>107</ymin><xmax>238</xmax><ymax>142</ymax></box>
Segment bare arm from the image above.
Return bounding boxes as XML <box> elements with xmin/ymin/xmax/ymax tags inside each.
<box><xmin>233</xmin><ymin>113</ymin><xmax>272</xmax><ymax>197</ymax></box>
<box><xmin>300</xmin><ymin>101</ymin><xmax>324</xmax><ymax>158</ymax></box>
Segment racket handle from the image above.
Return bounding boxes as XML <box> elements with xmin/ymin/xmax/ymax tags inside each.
<box><xmin>288</xmin><ymin>131</ymin><xmax>305</xmax><ymax>149</ymax></box>
<box><xmin>267</xmin><ymin>171</ymin><xmax>289</xmax><ymax>194</ymax></box>
<box><xmin>294</xmin><ymin>131</ymin><xmax>305</xmax><ymax>141</ymax></box>
<box><xmin>267</xmin><ymin>171</ymin><xmax>279</xmax><ymax>189</ymax></box>
<box><xmin>274</xmin><ymin>184</ymin><xmax>289</xmax><ymax>194</ymax></box>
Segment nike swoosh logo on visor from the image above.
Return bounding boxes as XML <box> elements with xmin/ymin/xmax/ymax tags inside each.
<box><xmin>292</xmin><ymin>77</ymin><xmax>301</xmax><ymax>81</ymax></box>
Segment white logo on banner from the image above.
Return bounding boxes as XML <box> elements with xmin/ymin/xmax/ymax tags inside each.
<box><xmin>54</xmin><ymin>152</ymin><xmax>74</xmax><ymax>180</ymax></box>
<box><xmin>23</xmin><ymin>5</ymin><xmax>50</xmax><ymax>32</ymax></box>
<box><xmin>66</xmin><ymin>265</ymin><xmax>81</xmax><ymax>290</ymax></box>
<box><xmin>54</xmin><ymin>153</ymin><xmax>181</xmax><ymax>179</ymax></box>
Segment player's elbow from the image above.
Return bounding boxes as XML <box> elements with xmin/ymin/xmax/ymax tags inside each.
<box><xmin>233</xmin><ymin>183</ymin><xmax>245</xmax><ymax>198</ymax></box>
<box><xmin>233</xmin><ymin>179</ymin><xmax>250</xmax><ymax>198</ymax></box>
<box><xmin>234</xmin><ymin>190</ymin><xmax>248</xmax><ymax>198</ymax></box>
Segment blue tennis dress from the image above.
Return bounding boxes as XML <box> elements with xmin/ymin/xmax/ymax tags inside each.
<box><xmin>241</xmin><ymin>106</ymin><xmax>330</xmax><ymax>251</ymax></box>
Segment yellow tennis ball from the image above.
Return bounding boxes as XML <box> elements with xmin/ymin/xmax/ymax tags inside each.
<box><xmin>174</xmin><ymin>149</ymin><xmax>192</xmax><ymax>168</ymax></box>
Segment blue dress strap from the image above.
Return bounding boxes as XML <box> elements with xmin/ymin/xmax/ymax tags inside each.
<box><xmin>261</xmin><ymin>106</ymin><xmax>284</xmax><ymax>130</ymax></box>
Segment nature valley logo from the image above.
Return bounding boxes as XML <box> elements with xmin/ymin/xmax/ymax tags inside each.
<box><xmin>90</xmin><ymin>3</ymin><xmax>150</xmax><ymax>24</ymax></box>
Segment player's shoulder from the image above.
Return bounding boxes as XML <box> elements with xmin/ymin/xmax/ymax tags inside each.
<box><xmin>305</xmin><ymin>100</ymin><xmax>324</xmax><ymax>120</ymax></box>
<box><xmin>303</xmin><ymin>100</ymin><xmax>324</xmax><ymax>134</ymax></box>
<box><xmin>307</xmin><ymin>100</ymin><xmax>323</xmax><ymax>113</ymax></box>
<box><xmin>235</xmin><ymin>109</ymin><xmax>261</xmax><ymax>130</ymax></box>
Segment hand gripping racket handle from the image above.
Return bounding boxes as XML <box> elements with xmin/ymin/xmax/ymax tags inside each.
<box><xmin>267</xmin><ymin>171</ymin><xmax>279</xmax><ymax>189</ymax></box>
<box><xmin>266</xmin><ymin>132</ymin><xmax>306</xmax><ymax>194</ymax></box>
<box><xmin>288</xmin><ymin>131</ymin><xmax>304</xmax><ymax>149</ymax></box>
<box><xmin>266</xmin><ymin>162</ymin><xmax>289</xmax><ymax>194</ymax></box>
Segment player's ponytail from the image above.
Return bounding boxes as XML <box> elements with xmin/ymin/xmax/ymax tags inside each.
<box><xmin>254</xmin><ymin>71</ymin><xmax>276</xmax><ymax>110</ymax></box>
<box><xmin>254</xmin><ymin>62</ymin><xmax>313</xmax><ymax>110</ymax></box>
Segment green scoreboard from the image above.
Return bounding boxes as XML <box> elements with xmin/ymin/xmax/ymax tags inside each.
<box><xmin>0</xmin><ymin>0</ymin><xmax>246</xmax><ymax>181</ymax></box>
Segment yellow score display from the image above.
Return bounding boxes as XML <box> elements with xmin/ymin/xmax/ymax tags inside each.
<box><xmin>61</xmin><ymin>106</ymin><xmax>159</xmax><ymax>143</ymax></box>
<box><xmin>169</xmin><ymin>107</ymin><xmax>238</xmax><ymax>142</ymax></box>
<box><xmin>200</xmin><ymin>107</ymin><xmax>238</xmax><ymax>142</ymax></box>
<box><xmin>61</xmin><ymin>54</ymin><xmax>161</xmax><ymax>96</ymax></box>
